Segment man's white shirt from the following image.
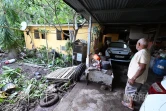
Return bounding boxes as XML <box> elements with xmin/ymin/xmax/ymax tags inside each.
<box><xmin>127</xmin><ymin>49</ymin><xmax>150</xmax><ymax>84</ymax></box>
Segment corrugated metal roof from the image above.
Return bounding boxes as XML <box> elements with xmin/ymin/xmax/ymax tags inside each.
<box><xmin>80</xmin><ymin>0</ymin><xmax>166</xmax><ymax>9</ymax></box>
<box><xmin>64</xmin><ymin>0</ymin><xmax>166</xmax><ymax>24</ymax></box>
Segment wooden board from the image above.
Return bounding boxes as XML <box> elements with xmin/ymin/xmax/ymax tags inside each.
<box><xmin>45</xmin><ymin>66</ymin><xmax>77</xmax><ymax>80</ymax></box>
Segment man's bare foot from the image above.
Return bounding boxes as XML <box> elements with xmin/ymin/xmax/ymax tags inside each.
<box><xmin>122</xmin><ymin>101</ymin><xmax>134</xmax><ymax>110</ymax></box>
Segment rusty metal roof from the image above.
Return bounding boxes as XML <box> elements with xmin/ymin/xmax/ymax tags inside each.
<box><xmin>63</xmin><ymin>0</ymin><xmax>166</xmax><ymax>25</ymax></box>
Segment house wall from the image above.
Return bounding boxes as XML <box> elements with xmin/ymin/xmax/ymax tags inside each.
<box><xmin>102</xmin><ymin>33</ymin><xmax>119</xmax><ymax>44</ymax></box>
<box><xmin>24</xmin><ymin>25</ymin><xmax>89</xmax><ymax>54</ymax></box>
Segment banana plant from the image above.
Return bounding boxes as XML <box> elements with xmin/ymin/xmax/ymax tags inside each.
<box><xmin>0</xmin><ymin>2</ymin><xmax>24</xmax><ymax>53</ymax></box>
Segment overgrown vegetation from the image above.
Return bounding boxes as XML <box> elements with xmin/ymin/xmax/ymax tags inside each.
<box><xmin>0</xmin><ymin>3</ymin><xmax>25</xmax><ymax>51</ymax></box>
<box><xmin>0</xmin><ymin>0</ymin><xmax>83</xmax><ymax>57</ymax></box>
<box><xmin>0</xmin><ymin>66</ymin><xmax>48</xmax><ymax>111</ymax></box>
<box><xmin>0</xmin><ymin>0</ymin><xmax>75</xmax><ymax>25</ymax></box>
<box><xmin>23</xmin><ymin>41</ymin><xmax>73</xmax><ymax>69</ymax></box>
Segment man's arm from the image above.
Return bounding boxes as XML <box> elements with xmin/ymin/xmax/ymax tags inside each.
<box><xmin>128</xmin><ymin>63</ymin><xmax>146</xmax><ymax>85</ymax></box>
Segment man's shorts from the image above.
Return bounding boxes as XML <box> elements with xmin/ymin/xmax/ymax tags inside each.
<box><xmin>124</xmin><ymin>81</ymin><xmax>143</xmax><ymax>102</ymax></box>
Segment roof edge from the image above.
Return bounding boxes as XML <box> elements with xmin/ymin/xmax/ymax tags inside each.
<box><xmin>28</xmin><ymin>24</ymin><xmax>89</xmax><ymax>27</ymax></box>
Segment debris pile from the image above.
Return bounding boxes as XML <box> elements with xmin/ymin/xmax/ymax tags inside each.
<box><xmin>0</xmin><ymin>62</ymin><xmax>86</xmax><ymax>110</ymax></box>
<box><xmin>0</xmin><ymin>42</ymin><xmax>85</xmax><ymax>110</ymax></box>
<box><xmin>20</xmin><ymin>46</ymin><xmax>72</xmax><ymax>69</ymax></box>
<box><xmin>0</xmin><ymin>66</ymin><xmax>48</xmax><ymax>111</ymax></box>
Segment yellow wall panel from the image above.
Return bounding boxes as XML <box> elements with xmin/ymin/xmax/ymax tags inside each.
<box><xmin>102</xmin><ymin>33</ymin><xmax>119</xmax><ymax>44</ymax></box>
<box><xmin>24</xmin><ymin>25</ymin><xmax>90</xmax><ymax>54</ymax></box>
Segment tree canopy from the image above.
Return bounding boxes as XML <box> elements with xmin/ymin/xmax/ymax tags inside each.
<box><xmin>1</xmin><ymin>0</ymin><xmax>75</xmax><ymax>25</ymax></box>
<box><xmin>0</xmin><ymin>0</ymin><xmax>79</xmax><ymax>50</ymax></box>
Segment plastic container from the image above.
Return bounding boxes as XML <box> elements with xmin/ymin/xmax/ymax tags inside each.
<box><xmin>5</xmin><ymin>59</ymin><xmax>16</xmax><ymax>64</ymax></box>
<box><xmin>101</xmin><ymin>61</ymin><xmax>111</xmax><ymax>70</ymax></box>
<box><xmin>153</xmin><ymin>58</ymin><xmax>166</xmax><ymax>76</ymax></box>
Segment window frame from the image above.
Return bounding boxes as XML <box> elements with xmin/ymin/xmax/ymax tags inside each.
<box><xmin>34</xmin><ymin>30</ymin><xmax>40</xmax><ymax>39</ymax></box>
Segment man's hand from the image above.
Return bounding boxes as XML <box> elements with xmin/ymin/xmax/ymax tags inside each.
<box><xmin>128</xmin><ymin>78</ymin><xmax>135</xmax><ymax>85</ymax></box>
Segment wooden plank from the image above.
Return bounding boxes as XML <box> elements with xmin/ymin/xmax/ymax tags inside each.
<box><xmin>46</xmin><ymin>77</ymin><xmax>69</xmax><ymax>80</ymax></box>
<box><xmin>66</xmin><ymin>68</ymin><xmax>76</xmax><ymax>78</ymax></box>
<box><xmin>61</xmin><ymin>67</ymin><xmax>74</xmax><ymax>78</ymax></box>
<box><xmin>61</xmin><ymin>66</ymin><xmax>76</xmax><ymax>78</ymax></box>
<box><xmin>54</xmin><ymin>68</ymin><xmax>66</xmax><ymax>78</ymax></box>
<box><xmin>63</xmin><ymin>67</ymin><xmax>75</xmax><ymax>78</ymax></box>
<box><xmin>66</xmin><ymin>69</ymin><xmax>76</xmax><ymax>79</ymax></box>
<box><xmin>56</xmin><ymin>68</ymin><xmax>69</xmax><ymax>78</ymax></box>
<box><xmin>53</xmin><ymin>68</ymin><xmax>67</xmax><ymax>78</ymax></box>
<box><xmin>63</xmin><ymin>66</ymin><xmax>77</xmax><ymax>78</ymax></box>
<box><xmin>46</xmin><ymin>68</ymin><xmax>64</xmax><ymax>78</ymax></box>
<box><xmin>46</xmin><ymin>66</ymin><xmax>77</xmax><ymax>80</ymax></box>
<box><xmin>66</xmin><ymin>66</ymin><xmax>76</xmax><ymax>79</ymax></box>
<box><xmin>45</xmin><ymin>69</ymin><xmax>61</xmax><ymax>78</ymax></box>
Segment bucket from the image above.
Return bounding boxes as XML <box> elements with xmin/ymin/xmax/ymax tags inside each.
<box><xmin>101</xmin><ymin>61</ymin><xmax>111</xmax><ymax>70</ymax></box>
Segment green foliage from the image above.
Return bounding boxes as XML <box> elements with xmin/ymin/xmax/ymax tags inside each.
<box><xmin>0</xmin><ymin>0</ymin><xmax>78</xmax><ymax>52</ymax></box>
<box><xmin>65</xmin><ymin>54</ymin><xmax>72</xmax><ymax>64</ymax></box>
<box><xmin>0</xmin><ymin>66</ymin><xmax>21</xmax><ymax>88</ymax></box>
<box><xmin>54</xmin><ymin>53</ymin><xmax>65</xmax><ymax>67</ymax></box>
<box><xmin>0</xmin><ymin>66</ymin><xmax>48</xmax><ymax>107</ymax></box>
<box><xmin>23</xmin><ymin>44</ymin><xmax>73</xmax><ymax>69</ymax></box>
<box><xmin>65</xmin><ymin>41</ymin><xmax>73</xmax><ymax>64</ymax></box>
<box><xmin>0</xmin><ymin>2</ymin><xmax>25</xmax><ymax>51</ymax></box>
<box><xmin>9</xmin><ymin>0</ymin><xmax>76</xmax><ymax>24</ymax></box>
<box><xmin>37</xmin><ymin>45</ymin><xmax>51</xmax><ymax>64</ymax></box>
<box><xmin>65</xmin><ymin>40</ymin><xmax>73</xmax><ymax>54</ymax></box>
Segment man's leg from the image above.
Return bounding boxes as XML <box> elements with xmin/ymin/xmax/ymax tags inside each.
<box><xmin>122</xmin><ymin>81</ymin><xmax>142</xmax><ymax>110</ymax></box>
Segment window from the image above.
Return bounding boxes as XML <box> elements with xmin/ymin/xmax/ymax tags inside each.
<box><xmin>62</xmin><ymin>30</ymin><xmax>70</xmax><ymax>40</ymax></box>
<box><xmin>41</xmin><ymin>33</ymin><xmax>46</xmax><ymax>39</ymax></box>
<box><xmin>57</xmin><ymin>29</ymin><xmax>62</xmax><ymax>40</ymax></box>
<box><xmin>110</xmin><ymin>42</ymin><xmax>127</xmax><ymax>48</ymax></box>
<box><xmin>34</xmin><ymin>30</ymin><xmax>40</xmax><ymax>39</ymax></box>
<box><xmin>56</xmin><ymin>29</ymin><xmax>70</xmax><ymax>40</ymax></box>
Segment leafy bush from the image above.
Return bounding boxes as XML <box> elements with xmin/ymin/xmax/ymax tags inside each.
<box><xmin>24</xmin><ymin>43</ymin><xmax>73</xmax><ymax>69</ymax></box>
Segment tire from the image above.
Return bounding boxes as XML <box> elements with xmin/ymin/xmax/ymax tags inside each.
<box><xmin>40</xmin><ymin>94</ymin><xmax>59</xmax><ymax>107</ymax></box>
<box><xmin>74</xmin><ymin>63</ymin><xmax>86</xmax><ymax>82</ymax></box>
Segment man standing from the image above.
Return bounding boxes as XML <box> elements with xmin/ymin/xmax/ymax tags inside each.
<box><xmin>122</xmin><ymin>38</ymin><xmax>150</xmax><ymax>110</ymax></box>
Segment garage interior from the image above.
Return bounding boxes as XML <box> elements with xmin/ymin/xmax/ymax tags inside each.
<box><xmin>53</xmin><ymin>0</ymin><xmax>166</xmax><ymax>111</ymax></box>
<box><xmin>64</xmin><ymin>0</ymin><xmax>166</xmax><ymax>54</ymax></box>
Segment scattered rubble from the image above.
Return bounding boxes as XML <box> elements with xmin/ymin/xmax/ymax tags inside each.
<box><xmin>0</xmin><ymin>47</ymin><xmax>86</xmax><ymax>111</ymax></box>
